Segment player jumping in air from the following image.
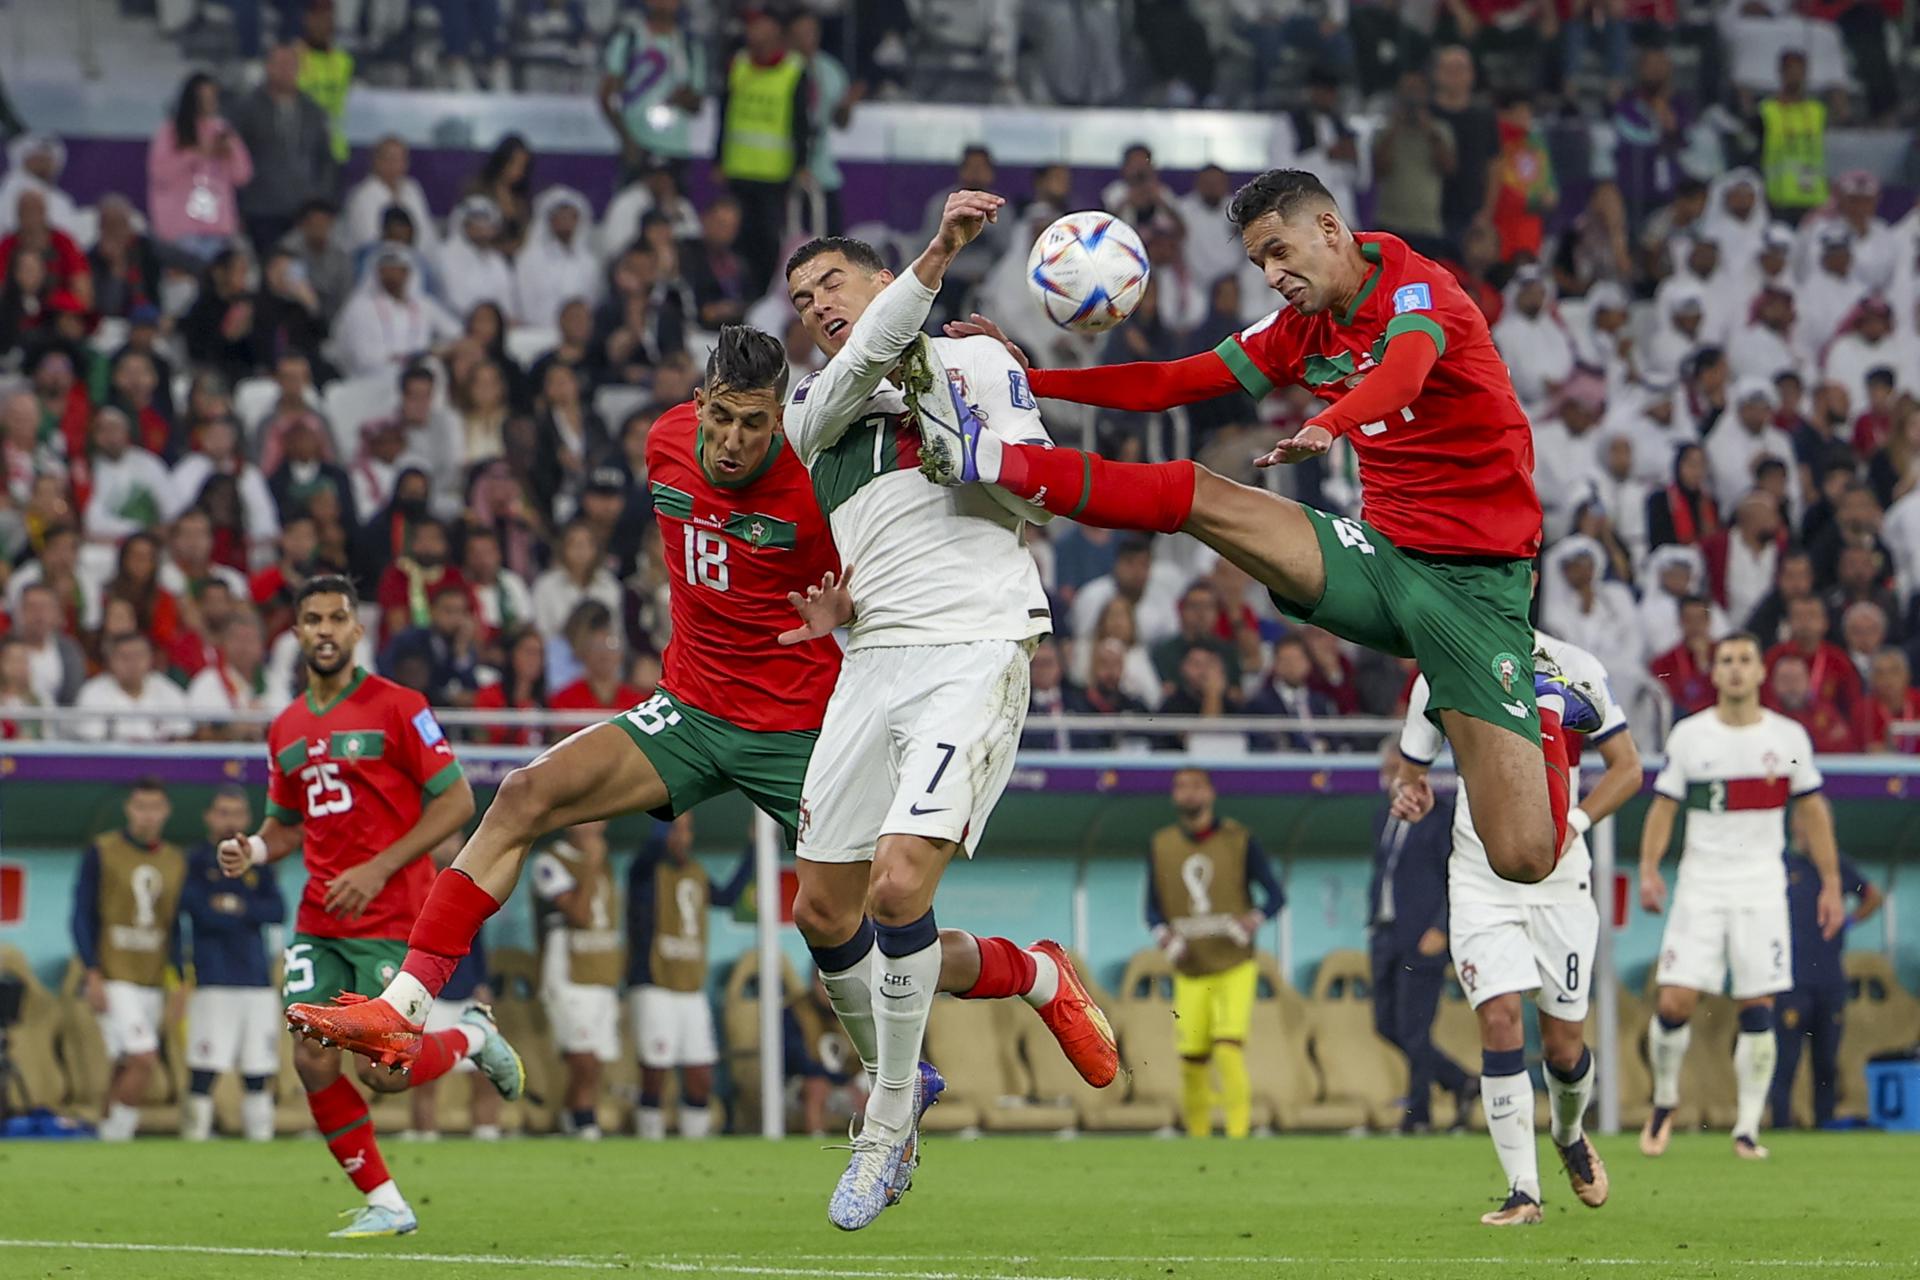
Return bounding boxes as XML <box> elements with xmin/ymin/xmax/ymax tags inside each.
<box><xmin>216</xmin><ymin>577</ymin><xmax>523</xmax><ymax>1238</ymax></box>
<box><xmin>1394</xmin><ymin>630</ymin><xmax>1644</xmax><ymax>1226</ymax></box>
<box><xmin>285</xmin><ymin>325</ymin><xmax>1114</xmax><ymax>1190</ymax></box>
<box><xmin>1637</xmin><ymin>631</ymin><xmax>1843</xmax><ymax>1161</ymax></box>
<box><xmin>922</xmin><ymin>168</ymin><xmax>1600</xmax><ymax>885</ymax></box>
<box><xmin>782</xmin><ymin>190</ymin><xmax>1118</xmax><ymax>1231</ymax></box>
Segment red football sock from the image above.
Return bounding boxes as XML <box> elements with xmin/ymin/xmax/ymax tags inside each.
<box><xmin>1539</xmin><ymin>701</ymin><xmax>1573</xmax><ymax>865</ymax></box>
<box><xmin>308</xmin><ymin>1076</ymin><xmax>391</xmax><ymax>1194</ymax></box>
<box><xmin>401</xmin><ymin>868</ymin><xmax>502</xmax><ymax>995</ymax></box>
<box><xmin>995</xmin><ymin>445</ymin><xmax>1195</xmax><ymax>533</ymax></box>
<box><xmin>406</xmin><ymin>1028</ymin><xmax>473</xmax><ymax>1086</ymax></box>
<box><xmin>960</xmin><ymin>935</ymin><xmax>1038</xmax><ymax>1000</ymax></box>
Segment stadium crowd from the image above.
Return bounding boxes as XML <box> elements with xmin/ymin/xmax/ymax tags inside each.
<box><xmin>0</xmin><ymin>1</ymin><xmax>1918</xmax><ymax>758</ymax></box>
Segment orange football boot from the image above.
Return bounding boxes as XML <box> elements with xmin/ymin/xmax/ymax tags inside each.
<box><xmin>287</xmin><ymin>992</ymin><xmax>423</xmax><ymax>1072</ymax></box>
<box><xmin>1029</xmin><ymin>940</ymin><xmax>1120</xmax><ymax>1088</ymax></box>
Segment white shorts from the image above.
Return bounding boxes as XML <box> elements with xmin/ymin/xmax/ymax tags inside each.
<box><xmin>1449</xmin><ymin>896</ymin><xmax>1600</xmax><ymax>1022</ymax></box>
<box><xmin>544</xmin><ymin>982</ymin><xmax>620</xmax><ymax>1063</ymax></box>
<box><xmin>423</xmin><ymin>997</ymin><xmax>481</xmax><ymax>1074</ymax></box>
<box><xmin>100</xmin><ymin>980</ymin><xmax>164</xmax><ymax>1060</ymax></box>
<box><xmin>797</xmin><ymin>639</ymin><xmax>1031</xmax><ymax>862</ymax></box>
<box><xmin>185</xmin><ymin>987</ymin><xmax>282</xmax><ymax>1077</ymax></box>
<box><xmin>1656</xmin><ymin>891</ymin><xmax>1793</xmax><ymax>999</ymax></box>
<box><xmin>630</xmin><ymin>985</ymin><xmax>719</xmax><ymax>1070</ymax></box>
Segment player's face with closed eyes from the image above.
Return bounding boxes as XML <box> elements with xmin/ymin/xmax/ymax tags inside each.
<box><xmin>1241</xmin><ymin>208</ymin><xmax>1342</xmax><ymax>314</ymax></box>
<box><xmin>696</xmin><ymin>384</ymin><xmax>783</xmax><ymax>481</ymax></box>
<box><xmin>788</xmin><ymin>251</ymin><xmax>891</xmax><ymax>357</ymax></box>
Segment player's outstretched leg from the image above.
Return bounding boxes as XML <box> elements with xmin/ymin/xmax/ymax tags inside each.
<box><xmin>1732</xmin><ymin>1000</ymin><xmax>1777</xmax><ymax>1160</ymax></box>
<box><xmin>1542</xmin><ymin>1016</ymin><xmax>1606</xmax><ymax>1207</ymax></box>
<box><xmin>1477</xmin><ymin>1040</ymin><xmax>1543</xmax><ymax>1226</ymax></box>
<box><xmin>1643</xmin><ymin>986</ymin><xmax>1698</xmax><ymax>1156</ymax></box>
<box><xmin>950</xmin><ymin>933</ymin><xmax>1118</xmax><ymax>1087</ymax></box>
<box><xmin>293</xmin><ymin>725</ymin><xmax>668</xmax><ymax>1065</ymax></box>
<box><xmin>293</xmin><ymin>1037</ymin><xmax>416</xmax><ymax>1238</ymax></box>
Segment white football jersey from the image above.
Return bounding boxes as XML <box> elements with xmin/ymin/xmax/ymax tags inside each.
<box><xmin>1653</xmin><ymin>707</ymin><xmax>1821</xmax><ymax>905</ymax></box>
<box><xmin>1400</xmin><ymin>630</ymin><xmax>1627</xmax><ymax>905</ymax></box>
<box><xmin>784</xmin><ymin>271</ymin><xmax>1053</xmax><ymax>652</ymax></box>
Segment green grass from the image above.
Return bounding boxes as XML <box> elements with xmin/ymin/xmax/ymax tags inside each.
<box><xmin>2</xmin><ymin>1131</ymin><xmax>1917</xmax><ymax>1279</ymax></box>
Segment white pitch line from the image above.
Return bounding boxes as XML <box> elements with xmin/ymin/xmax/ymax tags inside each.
<box><xmin>718</xmin><ymin>1252</ymin><xmax>1904</xmax><ymax>1273</ymax></box>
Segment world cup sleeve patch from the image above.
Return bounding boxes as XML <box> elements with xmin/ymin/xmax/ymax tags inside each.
<box><xmin>1008</xmin><ymin>369</ymin><xmax>1037</xmax><ymax>410</ymax></box>
<box><xmin>792</xmin><ymin>372</ymin><xmax>819</xmax><ymax>403</ymax></box>
<box><xmin>412</xmin><ymin>707</ymin><xmax>447</xmax><ymax>747</ymax></box>
<box><xmin>1392</xmin><ymin>283</ymin><xmax>1433</xmax><ymax>314</ymax></box>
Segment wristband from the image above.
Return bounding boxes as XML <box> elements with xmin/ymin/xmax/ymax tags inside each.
<box><xmin>1568</xmin><ymin>809</ymin><xmax>1593</xmax><ymax>838</ymax></box>
<box><xmin>247</xmin><ymin>834</ymin><xmax>268</xmax><ymax>866</ymax></box>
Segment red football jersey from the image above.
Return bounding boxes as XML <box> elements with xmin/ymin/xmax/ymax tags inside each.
<box><xmin>265</xmin><ymin>669</ymin><xmax>465</xmax><ymax>939</ymax></box>
<box><xmin>645</xmin><ymin>401</ymin><xmax>841</xmax><ymax>732</ymax></box>
<box><xmin>1216</xmin><ymin>232</ymin><xmax>1542</xmax><ymax>559</ymax></box>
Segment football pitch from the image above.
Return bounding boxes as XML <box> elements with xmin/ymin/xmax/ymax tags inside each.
<box><xmin>3</xmin><ymin>1132</ymin><xmax>1917</xmax><ymax>1280</ymax></box>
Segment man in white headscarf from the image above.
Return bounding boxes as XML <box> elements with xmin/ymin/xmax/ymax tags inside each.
<box><xmin>1540</xmin><ymin>534</ymin><xmax>1645</xmax><ymax>707</ymax></box>
<box><xmin>1707</xmin><ymin>379</ymin><xmax>1800</xmax><ymax>519</ymax></box>
<box><xmin>0</xmin><ymin>135</ymin><xmax>81</xmax><ymax>239</ymax></box>
<box><xmin>332</xmin><ymin>244</ymin><xmax>461</xmax><ymax>378</ymax></box>
<box><xmin>1605</xmin><ymin>375</ymin><xmax>1693</xmax><ymax>488</ymax></box>
<box><xmin>437</xmin><ymin>196</ymin><xmax>518</xmax><ymax>321</ymax></box>
<box><xmin>1492</xmin><ymin>263</ymin><xmax>1575</xmax><ymax>418</ymax></box>
<box><xmin>515</xmin><ymin>187</ymin><xmax>602</xmax><ymax>329</ymax></box>
<box><xmin>1571</xmin><ymin>281</ymin><xmax>1637</xmax><ymax>402</ymax></box>
<box><xmin>1794</xmin><ymin>169</ymin><xmax>1899</xmax><ymax>292</ymax></box>
<box><xmin>1532</xmin><ymin>372</ymin><xmax>1609</xmax><ymax>543</ymax></box>
<box><xmin>343</xmin><ymin>136</ymin><xmax>438</xmax><ymax>257</ymax></box>
<box><xmin>1735</xmin><ymin>222</ymin><xmax>1797</xmax><ymax>311</ymax></box>
<box><xmin>1700</xmin><ymin>168</ymin><xmax>1771</xmax><ymax>269</ymax></box>
<box><xmin>1658</xmin><ymin>232</ymin><xmax>1739</xmax><ymax>345</ymax></box>
<box><xmin>1795</xmin><ymin>227</ymin><xmax>1869</xmax><ymax>360</ymax></box>
<box><xmin>1822</xmin><ymin>295</ymin><xmax>1903</xmax><ymax>411</ymax></box>
<box><xmin>1728</xmin><ymin>283</ymin><xmax>1807</xmax><ymax>386</ymax></box>
<box><xmin>1643</xmin><ymin>286</ymin><xmax>1711</xmax><ymax>385</ymax></box>
<box><xmin>1591</xmin><ymin>428</ymin><xmax>1653</xmax><ymax>570</ymax></box>
<box><xmin>1637</xmin><ymin>543</ymin><xmax>1729</xmax><ymax>657</ymax></box>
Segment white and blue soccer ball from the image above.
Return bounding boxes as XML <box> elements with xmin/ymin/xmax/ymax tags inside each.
<box><xmin>1026</xmin><ymin>211</ymin><xmax>1151</xmax><ymax>334</ymax></box>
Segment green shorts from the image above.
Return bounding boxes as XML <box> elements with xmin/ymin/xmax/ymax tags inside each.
<box><xmin>610</xmin><ymin>689</ymin><xmax>817</xmax><ymax>843</ymax></box>
<box><xmin>1272</xmin><ymin>507</ymin><xmax>1540</xmax><ymax>744</ymax></box>
<box><xmin>281</xmin><ymin>934</ymin><xmax>407</xmax><ymax>1008</ymax></box>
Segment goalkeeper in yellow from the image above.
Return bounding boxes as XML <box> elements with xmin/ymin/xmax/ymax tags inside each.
<box><xmin>1146</xmin><ymin>768</ymin><xmax>1286</xmax><ymax>1138</ymax></box>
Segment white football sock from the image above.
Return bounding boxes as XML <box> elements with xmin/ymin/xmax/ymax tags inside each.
<box><xmin>679</xmin><ymin>1105</ymin><xmax>713</xmax><ymax>1140</ymax></box>
<box><xmin>1481</xmin><ymin>1072</ymin><xmax>1539</xmax><ymax>1202</ymax></box>
<box><xmin>382</xmin><ymin>972</ymin><xmax>433</xmax><ymax>1027</ymax></box>
<box><xmin>183</xmin><ymin>1093</ymin><xmax>215</xmax><ymax>1142</ymax></box>
<box><xmin>1022</xmin><ymin>948</ymin><xmax>1060</xmax><ymax>1008</ymax></box>
<box><xmin>578</xmin><ymin>1124</ymin><xmax>603</xmax><ymax>1141</ymax></box>
<box><xmin>1648</xmin><ymin>1016</ymin><xmax>1690</xmax><ymax>1111</ymax></box>
<box><xmin>637</xmin><ymin>1106</ymin><xmax>667</xmax><ymax>1141</ymax></box>
<box><xmin>241</xmin><ymin>1090</ymin><xmax>276</xmax><ymax>1143</ymax></box>
<box><xmin>972</xmin><ymin>430</ymin><xmax>1005</xmax><ymax>484</ymax></box>
<box><xmin>102</xmin><ymin>1102</ymin><xmax>141</xmax><ymax>1142</ymax></box>
<box><xmin>865</xmin><ymin>937</ymin><xmax>941</xmax><ymax>1142</ymax></box>
<box><xmin>1733</xmin><ymin>1031</ymin><xmax>1777</xmax><ymax>1141</ymax></box>
<box><xmin>471</xmin><ymin>1123</ymin><xmax>502</xmax><ymax>1141</ymax></box>
<box><xmin>820</xmin><ymin>953</ymin><xmax>880</xmax><ymax>1077</ymax></box>
<box><xmin>365</xmin><ymin>1179</ymin><xmax>408</xmax><ymax>1213</ymax></box>
<box><xmin>1545</xmin><ymin>1050</ymin><xmax>1595</xmax><ymax>1147</ymax></box>
<box><xmin>454</xmin><ymin>1023</ymin><xmax>487</xmax><ymax>1057</ymax></box>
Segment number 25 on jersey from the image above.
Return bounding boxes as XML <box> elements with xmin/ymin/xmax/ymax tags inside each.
<box><xmin>301</xmin><ymin>762</ymin><xmax>354</xmax><ymax>817</ymax></box>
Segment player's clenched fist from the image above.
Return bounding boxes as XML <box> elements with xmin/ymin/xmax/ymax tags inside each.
<box><xmin>933</xmin><ymin>189</ymin><xmax>1004</xmax><ymax>254</ymax></box>
<box><xmin>217</xmin><ymin>836</ymin><xmax>254</xmax><ymax>878</ymax></box>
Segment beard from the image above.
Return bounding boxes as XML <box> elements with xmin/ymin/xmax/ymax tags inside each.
<box><xmin>305</xmin><ymin>644</ymin><xmax>353</xmax><ymax>679</ymax></box>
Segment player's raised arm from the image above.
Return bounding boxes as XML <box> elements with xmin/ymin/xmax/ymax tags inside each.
<box><xmin>946</xmin><ymin>311</ymin><xmax>1242</xmax><ymax>413</ymax></box>
<box><xmin>783</xmin><ymin>189</ymin><xmax>1004</xmax><ymax>461</ymax></box>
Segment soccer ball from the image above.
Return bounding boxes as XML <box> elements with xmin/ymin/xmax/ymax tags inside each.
<box><xmin>1026</xmin><ymin>211</ymin><xmax>1151</xmax><ymax>334</ymax></box>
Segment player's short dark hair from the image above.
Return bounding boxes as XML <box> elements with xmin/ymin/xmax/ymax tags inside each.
<box><xmin>295</xmin><ymin>574</ymin><xmax>360</xmax><ymax>613</ymax></box>
<box><xmin>705</xmin><ymin>324</ymin><xmax>789</xmax><ymax>399</ymax></box>
<box><xmin>1713</xmin><ymin>630</ymin><xmax>1763</xmax><ymax>658</ymax></box>
<box><xmin>1227</xmin><ymin>169</ymin><xmax>1336</xmax><ymax>229</ymax></box>
<box><xmin>128</xmin><ymin>775</ymin><xmax>167</xmax><ymax>798</ymax></box>
<box><xmin>785</xmin><ymin>235</ymin><xmax>887</xmax><ymax>280</ymax></box>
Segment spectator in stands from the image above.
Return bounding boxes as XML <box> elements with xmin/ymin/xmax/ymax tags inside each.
<box><xmin>533</xmin><ymin>519</ymin><xmax>625</xmax><ymax>646</ymax></box>
<box><xmin>600</xmin><ymin>0</ymin><xmax>707</xmax><ymax>187</ymax></box>
<box><xmin>1168</xmin><ymin>165</ymin><xmax>1236</xmax><ymax>292</ymax></box>
<box><xmin>549</xmin><ymin>599</ymin><xmax>636</xmax><ymax>709</ymax></box>
<box><xmin>1869</xmin><ymin>404</ymin><xmax>1919</xmax><ymax>514</ymax></box>
<box><xmin>84</xmin><ymin>197</ymin><xmax>163</xmax><ymax>322</ymax></box>
<box><xmin>466</xmin><ymin>135</ymin><xmax>534</xmax><ymax>252</ymax></box>
<box><xmin>185</xmin><ymin>608</ymin><xmax>275</xmax><ymax>733</ymax></box>
<box><xmin>576</xmin><ymin>465</ymin><xmax>645</xmax><ymax>580</ymax></box>
<box><xmin>0</xmin><ymin>188</ymin><xmax>92</xmax><ymax>316</ymax></box>
<box><xmin>1070</xmin><ymin>535</ymin><xmax>1179</xmax><ymax>645</ymax></box>
<box><xmin>471</xmin><ymin>623</ymin><xmax>547</xmax><ymax>745</ymax></box>
<box><xmin>103</xmin><ymin>530</ymin><xmax>184</xmax><ymax>648</ymax></box>
<box><xmin>1704</xmin><ymin>490</ymin><xmax>1786</xmax><ymax>629</ymax></box>
<box><xmin>593</xmin><ymin>243</ymin><xmax>687</xmax><ymax>386</ymax></box>
<box><xmin>374</xmin><ymin>516</ymin><xmax>467</xmax><ymax>646</ymax></box>
<box><xmin>9</xmin><ymin>524</ymin><xmax>104</xmax><ymax>635</ymax></box>
<box><xmin>0</xmin><ymin>635</ymin><xmax>48</xmax><ymax>738</ymax></box>
<box><xmin>1855</xmin><ymin>647</ymin><xmax>1920</xmax><ymax>753</ymax></box>
<box><xmin>72</xmin><ymin>631</ymin><xmax>193</xmax><ymax>741</ymax></box>
<box><xmin>180</xmin><ymin>249</ymin><xmax>260</xmax><ymax>387</ymax></box>
<box><xmin>1829</xmin><ymin>546</ymin><xmax>1900</xmax><ymax>643</ymax></box>
<box><xmin>1708</xmin><ymin>384</ymin><xmax>1800</xmax><ymax>519</ymax></box>
<box><xmin>267</xmin><ymin>417</ymin><xmax>356</xmax><ymax>530</ymax></box>
<box><xmin>1022</xmin><ymin>637</ymin><xmax>1070</xmax><ymax>751</ymax></box>
<box><xmin>1639</xmin><ymin>545</ymin><xmax>1727</xmax><ymax>658</ymax></box>
<box><xmin>147</xmin><ymin>72</ymin><xmax>252</xmax><ymax>265</ymax></box>
<box><xmin>1839</xmin><ymin>599</ymin><xmax>1891</xmax><ymax>681</ymax></box>
<box><xmin>1426</xmin><ymin>46</ymin><xmax>1497</xmax><ymax>253</ymax></box>
<box><xmin>179</xmin><ymin>784</ymin><xmax>284</xmax><ymax>1143</ymax></box>
<box><xmin>787</xmin><ymin>10</ymin><xmax>854</xmax><ymax>235</ymax></box>
<box><xmin>1542</xmin><ymin>533</ymin><xmax>1641</xmax><ymax>668</ymax></box>
<box><xmin>0</xmin><ymin>247</ymin><xmax>53</xmax><ymax>359</ymax></box>
<box><xmin>1766</xmin><ymin>650</ymin><xmax>1859</xmax><ymax>751</ymax></box>
<box><xmin>1160</xmin><ymin>646</ymin><xmax>1236</xmax><ymax>722</ymax></box>
<box><xmin>1491</xmin><ymin>264</ymin><xmax>1572</xmax><ymax>418</ymax></box>
<box><xmin>1810</xmin><ymin>482</ymin><xmax>1891</xmax><ymax>588</ymax></box>
<box><xmin>1530</xmin><ymin>374</ymin><xmax>1607</xmax><ymax>542</ymax></box>
<box><xmin>1370</xmin><ymin>70</ymin><xmax>1455</xmax><ymax>261</ymax></box>
<box><xmin>516</xmin><ymin>188</ymin><xmax>601</xmax><ymax>330</ymax></box>
<box><xmin>459</xmin><ymin>523</ymin><xmax>531</xmax><ymax>635</ymax></box>
<box><xmin>11</xmin><ymin>583</ymin><xmax>86</xmax><ymax>706</ymax></box>
<box><xmin>294</xmin><ymin>0</ymin><xmax>353</xmax><ymax>164</ymax></box>
<box><xmin>106</xmin><ymin>351</ymin><xmax>179</xmax><ymax>463</ymax></box>
<box><xmin>383</xmin><ymin>580</ymin><xmax>483</xmax><ymax>708</ymax></box>
<box><xmin>1649</xmin><ymin>594</ymin><xmax>1721</xmax><ymax>717</ymax></box>
<box><xmin>0</xmin><ymin>135</ymin><xmax>80</xmax><ymax>238</ymax></box>
<box><xmin>1809</xmin><ymin>171</ymin><xmax>1899</xmax><ymax>292</ymax></box>
<box><xmin>275</xmin><ymin>199</ymin><xmax>351</xmax><ymax>325</ymax></box>
<box><xmin>1731</xmin><ymin>285</ymin><xmax>1805</xmax><ymax>387</ymax></box>
<box><xmin>1145</xmin><ymin>767</ymin><xmax>1283</xmax><ymax>1139</ymax></box>
<box><xmin>1822</xmin><ymin>299</ymin><xmax>1898</xmax><ymax>426</ymax></box>
<box><xmin>1281</xmin><ymin>70</ymin><xmax>1361</xmax><ymax>222</ymax></box>
<box><xmin>1484</xmin><ymin>92</ymin><xmax>1555</xmax><ymax>262</ymax></box>
<box><xmin>253</xmin><ymin>247</ymin><xmax>332</xmax><ymax>377</ymax></box>
<box><xmin>1100</xmin><ymin>143</ymin><xmax>1182</xmax><ymax>232</ymax></box>
<box><xmin>1151</xmin><ymin>583</ymin><xmax>1239</xmax><ymax>695</ymax></box>
<box><xmin>438</xmin><ymin>197</ymin><xmax>516</xmax><ymax>323</ymax></box>
<box><xmin>82</xmin><ymin>407</ymin><xmax>171</xmax><ymax>546</ymax></box>
<box><xmin>447</xmin><ymin>358</ymin><xmax>511</xmax><ymax>475</ymax></box>
<box><xmin>1369</xmin><ymin>752</ymin><xmax>1473</xmax><ymax>1133</ymax></box>
<box><xmin>1746</xmin><ymin>549</ymin><xmax>1815</xmax><ymax>644</ymax></box>
<box><xmin>1797</xmin><ymin>230</ymin><xmax>1867</xmax><ymax>362</ymax></box>
<box><xmin>230</xmin><ymin>43</ymin><xmax>338</xmax><ymax>255</ymax></box>
<box><xmin>1063</xmin><ymin>637</ymin><xmax>1151</xmax><ymax>749</ymax></box>
<box><xmin>343</xmin><ymin>139</ymin><xmax>433</xmax><ymax>258</ymax></box>
<box><xmin>1769</xmin><ymin>595</ymin><xmax>1861</xmax><ymax>711</ymax></box>
<box><xmin>159</xmin><ymin>508</ymin><xmax>248</xmax><ymax>606</ymax></box>
<box><xmin>72</xmin><ymin>779</ymin><xmax>184</xmax><ymax>1142</ymax></box>
<box><xmin>1244</xmin><ymin>635</ymin><xmax>1337</xmax><ymax>753</ymax></box>
<box><xmin>1066</xmin><ymin>595</ymin><xmax>1161</xmax><ymax>713</ymax></box>
<box><xmin>679</xmin><ymin>195</ymin><xmax>751</xmax><ymax>331</ymax></box>
<box><xmin>169</xmin><ymin>416</ymin><xmax>279</xmax><ymax>546</ymax></box>
<box><xmin>334</xmin><ymin>246</ymin><xmax>460</xmax><ymax>379</ymax></box>
<box><xmin>715</xmin><ymin>8</ymin><xmax>807</xmax><ymax>290</ymax></box>
<box><xmin>1848</xmin><ymin>371</ymin><xmax>1898</xmax><ymax>462</ymax></box>
<box><xmin>349</xmin><ymin>418</ymin><xmax>422</xmax><ymax>524</ymax></box>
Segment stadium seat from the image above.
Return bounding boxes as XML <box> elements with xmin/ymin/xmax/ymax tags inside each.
<box><xmin>1837</xmin><ymin>953</ymin><xmax>1920</xmax><ymax>1121</ymax></box>
<box><xmin>233</xmin><ymin>376</ymin><xmax>281</xmax><ymax>435</ymax></box>
<box><xmin>54</xmin><ymin>959</ymin><xmax>184</xmax><ymax>1132</ymax></box>
<box><xmin>1613</xmin><ymin>986</ymin><xmax>1654</xmax><ymax>1131</ymax></box>
<box><xmin>1089</xmin><ymin>1001</ymin><xmax>1179</xmax><ymax>1132</ymax></box>
<box><xmin>321</xmin><ymin>374</ymin><xmax>401</xmax><ymax>459</ymax></box>
<box><xmin>925</xmin><ymin>996</ymin><xmax>1075</xmax><ymax>1134</ymax></box>
<box><xmin>505</xmin><ymin>327</ymin><xmax>561</xmax><ymax>369</ymax></box>
<box><xmin>490</xmin><ymin>948</ymin><xmax>557</xmax><ymax>1134</ymax></box>
<box><xmin>1681</xmin><ymin>995</ymin><xmax>1740</xmax><ymax>1132</ymax></box>
<box><xmin>1432</xmin><ymin>970</ymin><xmax>1494</xmax><ymax>1131</ymax></box>
<box><xmin>593</xmin><ymin>386</ymin><xmax>651</xmax><ymax>435</ymax></box>
<box><xmin>1118</xmin><ymin>947</ymin><xmax>1173</xmax><ymax>1003</ymax></box>
<box><xmin>1309</xmin><ymin>948</ymin><xmax>1372</xmax><ymax>1001</ymax></box>
<box><xmin>722</xmin><ymin>949</ymin><xmax>805</xmax><ymax>1135</ymax></box>
<box><xmin>1245</xmin><ymin>992</ymin><xmax>1368</xmax><ymax>1132</ymax></box>
<box><xmin>1306</xmin><ymin>951</ymin><xmax>1414</xmax><ymax>1131</ymax></box>
<box><xmin>0</xmin><ymin>946</ymin><xmax>67</xmax><ymax>1111</ymax></box>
